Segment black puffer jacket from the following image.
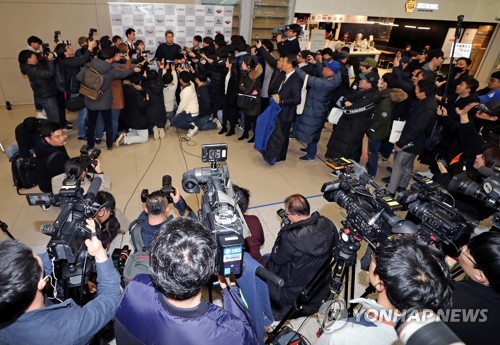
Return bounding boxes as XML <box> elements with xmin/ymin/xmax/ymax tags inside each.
<box><xmin>142</xmin><ymin>73</ymin><xmax>166</xmax><ymax>127</ymax></box>
<box><xmin>239</xmin><ymin>64</ymin><xmax>263</xmax><ymax>116</ymax></box>
<box><xmin>266</xmin><ymin>212</ymin><xmax>338</xmax><ymax>320</ymax></box>
<box><xmin>20</xmin><ymin>61</ymin><xmax>58</xmax><ymax>98</ymax></box>
<box><xmin>121</xmin><ymin>81</ymin><xmax>149</xmax><ymax>130</ymax></box>
<box><xmin>326</xmin><ymin>87</ymin><xmax>380</xmax><ymax>161</ymax></box>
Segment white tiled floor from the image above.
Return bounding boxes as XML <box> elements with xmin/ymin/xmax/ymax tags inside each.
<box><xmin>0</xmin><ymin>104</ymin><xmax>403</xmax><ymax>342</ymax></box>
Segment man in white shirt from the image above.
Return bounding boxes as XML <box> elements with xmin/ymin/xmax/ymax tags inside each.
<box><xmin>170</xmin><ymin>70</ymin><xmax>199</xmax><ymax>137</ymax></box>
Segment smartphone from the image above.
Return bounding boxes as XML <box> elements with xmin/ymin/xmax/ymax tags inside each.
<box><xmin>255</xmin><ymin>35</ymin><xmax>259</xmax><ymax>41</ymax></box>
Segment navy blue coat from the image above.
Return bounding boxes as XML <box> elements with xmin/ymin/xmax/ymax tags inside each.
<box><xmin>294</xmin><ymin>67</ymin><xmax>341</xmax><ymax>144</ymax></box>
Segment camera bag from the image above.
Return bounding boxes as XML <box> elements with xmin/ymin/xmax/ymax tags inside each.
<box><xmin>79</xmin><ymin>66</ymin><xmax>104</xmax><ymax>101</ymax></box>
<box><xmin>122</xmin><ymin>220</ymin><xmax>150</xmax><ymax>287</ymax></box>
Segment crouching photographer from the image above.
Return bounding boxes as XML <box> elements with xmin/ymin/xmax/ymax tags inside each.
<box><xmin>433</xmin><ymin>103</ymin><xmax>500</xmax><ymax>221</ymax></box>
<box><xmin>266</xmin><ymin>194</ymin><xmax>339</xmax><ymax>320</ymax></box>
<box><xmin>51</xmin><ymin>147</ymin><xmax>111</xmax><ymax>195</ymax></box>
<box><xmin>0</xmin><ymin>219</ymin><xmax>121</xmax><ymax>344</ymax></box>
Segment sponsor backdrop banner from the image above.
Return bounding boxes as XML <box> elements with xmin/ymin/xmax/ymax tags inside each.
<box><xmin>109</xmin><ymin>2</ymin><xmax>234</xmax><ymax>51</ymax></box>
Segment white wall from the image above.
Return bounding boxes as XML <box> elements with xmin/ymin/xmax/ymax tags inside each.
<box><xmin>294</xmin><ymin>0</ymin><xmax>500</xmax><ymax>23</ymax></box>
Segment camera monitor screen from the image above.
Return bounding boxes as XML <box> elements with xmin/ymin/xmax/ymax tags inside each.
<box><xmin>26</xmin><ymin>193</ymin><xmax>52</xmax><ymax>206</ymax></box>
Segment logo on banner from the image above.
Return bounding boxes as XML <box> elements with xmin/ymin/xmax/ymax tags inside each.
<box><xmin>405</xmin><ymin>0</ymin><xmax>417</xmax><ymax>12</ymax></box>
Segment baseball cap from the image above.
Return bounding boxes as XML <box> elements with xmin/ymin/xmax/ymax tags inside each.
<box><xmin>359</xmin><ymin>57</ymin><xmax>377</xmax><ymax>69</ymax></box>
<box><xmin>324</xmin><ymin>60</ymin><xmax>341</xmax><ymax>73</ymax></box>
<box><xmin>359</xmin><ymin>71</ymin><xmax>380</xmax><ymax>87</ymax></box>
<box><xmin>401</xmin><ymin>55</ymin><xmax>411</xmax><ymax>64</ymax></box>
<box><xmin>332</xmin><ymin>51</ymin><xmax>349</xmax><ymax>61</ymax></box>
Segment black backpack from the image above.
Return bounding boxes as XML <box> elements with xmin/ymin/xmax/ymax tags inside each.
<box><xmin>11</xmin><ymin>155</ymin><xmax>37</xmax><ymax>191</ymax></box>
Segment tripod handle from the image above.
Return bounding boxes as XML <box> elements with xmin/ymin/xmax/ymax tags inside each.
<box><xmin>256</xmin><ymin>266</ymin><xmax>285</xmax><ymax>287</ymax></box>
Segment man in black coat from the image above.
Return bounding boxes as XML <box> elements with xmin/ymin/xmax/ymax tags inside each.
<box><xmin>277</xmin><ymin>24</ymin><xmax>301</xmax><ymax>57</ymax></box>
<box><xmin>387</xmin><ymin>78</ymin><xmax>438</xmax><ymax>194</ymax></box>
<box><xmin>18</xmin><ymin>50</ymin><xmax>60</xmax><ymax>124</ymax></box>
<box><xmin>266</xmin><ymin>194</ymin><xmax>338</xmax><ymax>320</ymax></box>
<box><xmin>154</xmin><ymin>30</ymin><xmax>182</xmax><ymax>67</ymax></box>
<box><xmin>34</xmin><ymin>122</ymin><xmax>69</xmax><ymax>193</ymax></box>
<box><xmin>326</xmin><ymin>71</ymin><xmax>380</xmax><ymax>162</ymax></box>
<box><xmin>266</xmin><ymin>55</ymin><xmax>302</xmax><ymax>162</ymax></box>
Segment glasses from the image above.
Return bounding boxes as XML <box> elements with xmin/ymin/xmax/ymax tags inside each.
<box><xmin>460</xmin><ymin>246</ymin><xmax>476</xmax><ymax>265</ymax></box>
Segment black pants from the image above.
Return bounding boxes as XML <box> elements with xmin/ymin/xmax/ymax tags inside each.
<box><xmin>56</xmin><ymin>92</ymin><xmax>67</xmax><ymax>126</ymax></box>
<box><xmin>243</xmin><ymin>114</ymin><xmax>258</xmax><ymax>135</ymax></box>
<box><xmin>222</xmin><ymin>101</ymin><xmax>238</xmax><ymax>130</ymax></box>
<box><xmin>87</xmin><ymin>109</ymin><xmax>112</xmax><ymax>149</ymax></box>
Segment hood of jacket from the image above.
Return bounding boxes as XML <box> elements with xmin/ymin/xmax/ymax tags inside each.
<box><xmin>390</xmin><ymin>88</ymin><xmax>408</xmax><ymax>103</ymax></box>
<box><xmin>20</xmin><ymin>63</ymin><xmax>34</xmax><ymax>75</ymax></box>
<box><xmin>249</xmin><ymin>63</ymin><xmax>263</xmax><ymax>80</ymax></box>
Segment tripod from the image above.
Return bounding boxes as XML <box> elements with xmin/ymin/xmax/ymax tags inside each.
<box><xmin>265</xmin><ymin>221</ymin><xmax>371</xmax><ymax>344</ymax></box>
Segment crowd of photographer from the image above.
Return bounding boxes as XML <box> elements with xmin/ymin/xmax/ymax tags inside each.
<box><xmin>2</xmin><ymin>23</ymin><xmax>500</xmax><ymax>345</ymax></box>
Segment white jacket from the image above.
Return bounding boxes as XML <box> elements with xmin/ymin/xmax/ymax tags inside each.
<box><xmin>162</xmin><ymin>69</ymin><xmax>178</xmax><ymax>112</ymax></box>
<box><xmin>176</xmin><ymin>83</ymin><xmax>199</xmax><ymax>117</ymax></box>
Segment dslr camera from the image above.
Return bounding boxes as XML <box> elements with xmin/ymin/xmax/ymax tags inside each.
<box><xmin>182</xmin><ymin>144</ymin><xmax>250</xmax><ymax>276</ymax></box>
<box><xmin>80</xmin><ymin>144</ymin><xmax>101</xmax><ymax>173</ymax></box>
<box><xmin>141</xmin><ymin>175</ymin><xmax>176</xmax><ymax>204</ymax></box>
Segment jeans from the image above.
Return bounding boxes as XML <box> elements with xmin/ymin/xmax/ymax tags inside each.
<box><xmin>305</xmin><ymin>142</ymin><xmax>318</xmax><ymax>159</ymax></box>
<box><xmin>366</xmin><ymin>139</ymin><xmax>382</xmax><ymax>177</ymax></box>
<box><xmin>124</xmin><ymin>129</ymin><xmax>149</xmax><ymax>145</ymax></box>
<box><xmin>6</xmin><ymin>145</ymin><xmax>19</xmax><ymax>160</ymax></box>
<box><xmin>194</xmin><ymin>115</ymin><xmax>217</xmax><ymax>131</ymax></box>
<box><xmin>38</xmin><ymin>97</ymin><xmax>60</xmax><ymax>123</ymax></box>
<box><xmin>171</xmin><ymin>111</ymin><xmax>195</xmax><ymax>130</ymax></box>
<box><xmin>87</xmin><ymin>109</ymin><xmax>112</xmax><ymax>149</ymax></box>
<box><xmin>71</xmin><ymin>93</ymin><xmax>88</xmax><ymax>138</ymax></box>
<box><xmin>96</xmin><ymin>109</ymin><xmax>120</xmax><ymax>141</ymax></box>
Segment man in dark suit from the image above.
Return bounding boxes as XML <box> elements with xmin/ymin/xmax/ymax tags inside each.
<box><xmin>268</xmin><ymin>55</ymin><xmax>302</xmax><ymax>161</ymax></box>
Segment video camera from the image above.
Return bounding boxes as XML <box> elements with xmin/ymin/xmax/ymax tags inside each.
<box><xmin>25</xmin><ymin>177</ymin><xmax>102</xmax><ymax>265</ymax></box>
<box><xmin>181</xmin><ymin>144</ymin><xmax>250</xmax><ymax>276</ymax></box>
<box><xmin>88</xmin><ymin>28</ymin><xmax>97</xmax><ymax>41</ymax></box>
<box><xmin>449</xmin><ymin>166</ymin><xmax>500</xmax><ymax>209</ymax></box>
<box><xmin>141</xmin><ymin>175</ymin><xmax>175</xmax><ymax>204</ymax></box>
<box><xmin>396</xmin><ymin>173</ymin><xmax>477</xmax><ymax>245</ymax></box>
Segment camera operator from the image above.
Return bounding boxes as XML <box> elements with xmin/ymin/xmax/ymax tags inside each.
<box><xmin>18</xmin><ymin>49</ymin><xmax>60</xmax><ymax>124</ymax></box>
<box><xmin>34</xmin><ymin>122</ymin><xmax>70</xmax><ymax>194</ymax></box>
<box><xmin>266</xmin><ymin>194</ymin><xmax>338</xmax><ymax>320</ymax></box>
<box><xmin>95</xmin><ymin>191</ymin><xmax>123</xmax><ymax>250</ymax></box>
<box><xmin>51</xmin><ymin>156</ymin><xmax>111</xmax><ymax>195</ymax></box>
<box><xmin>317</xmin><ymin>236</ymin><xmax>453</xmax><ymax>345</ymax></box>
<box><xmin>446</xmin><ymin>232</ymin><xmax>500</xmax><ymax>345</ymax></box>
<box><xmin>54</xmin><ymin>38</ymin><xmax>97</xmax><ymax>139</ymax></box>
<box><xmin>276</xmin><ymin>24</ymin><xmax>301</xmax><ymax>57</ymax></box>
<box><xmin>0</xmin><ymin>220</ymin><xmax>121</xmax><ymax>344</ymax></box>
<box><xmin>115</xmin><ymin>217</ymin><xmax>258</xmax><ymax>344</ymax></box>
<box><xmin>128</xmin><ymin>187</ymin><xmax>195</xmax><ymax>250</ymax></box>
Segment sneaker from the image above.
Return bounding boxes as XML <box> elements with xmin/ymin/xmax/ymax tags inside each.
<box><xmin>187</xmin><ymin>125</ymin><xmax>198</xmax><ymax>138</ymax></box>
<box><xmin>65</xmin><ymin>121</ymin><xmax>74</xmax><ymax>126</ymax></box>
<box><xmin>78</xmin><ymin>136</ymin><xmax>87</xmax><ymax>141</ymax></box>
<box><xmin>36</xmin><ymin>111</ymin><xmax>47</xmax><ymax>119</ymax></box>
<box><xmin>107</xmin><ymin>146</ymin><xmax>113</xmax><ymax>151</ymax></box>
<box><xmin>300</xmin><ymin>147</ymin><xmax>307</xmax><ymax>152</ymax></box>
<box><xmin>213</xmin><ymin>118</ymin><xmax>222</xmax><ymax>130</ymax></box>
<box><xmin>40</xmin><ymin>204</ymin><xmax>52</xmax><ymax>211</ymax></box>
<box><xmin>153</xmin><ymin>126</ymin><xmax>159</xmax><ymax>140</ymax></box>
<box><xmin>115</xmin><ymin>133</ymin><xmax>125</xmax><ymax>148</ymax></box>
<box><xmin>62</xmin><ymin>124</ymin><xmax>73</xmax><ymax>131</ymax></box>
<box><xmin>165</xmin><ymin>120</ymin><xmax>171</xmax><ymax>129</ymax></box>
<box><xmin>159</xmin><ymin>128</ymin><xmax>165</xmax><ymax>139</ymax></box>
<box><xmin>381</xmin><ymin>176</ymin><xmax>391</xmax><ymax>184</ymax></box>
<box><xmin>95</xmin><ymin>139</ymin><xmax>102</xmax><ymax>145</ymax></box>
<box><xmin>299</xmin><ymin>155</ymin><xmax>316</xmax><ymax>161</ymax></box>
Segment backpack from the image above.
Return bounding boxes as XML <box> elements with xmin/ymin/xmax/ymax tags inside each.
<box><xmin>122</xmin><ymin>220</ymin><xmax>150</xmax><ymax>287</ymax></box>
<box><xmin>11</xmin><ymin>155</ymin><xmax>37</xmax><ymax>190</ymax></box>
<box><xmin>79</xmin><ymin>65</ymin><xmax>104</xmax><ymax>100</ymax></box>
